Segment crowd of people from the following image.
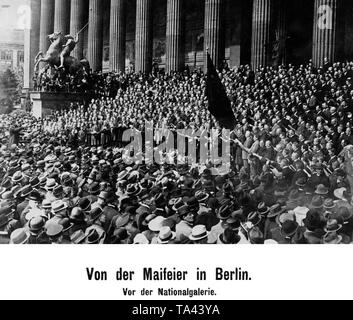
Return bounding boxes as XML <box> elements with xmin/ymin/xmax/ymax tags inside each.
<box><xmin>1</xmin><ymin>59</ymin><xmax>353</xmax><ymax>244</ymax></box>
<box><xmin>33</xmin><ymin>67</ymin><xmax>131</xmax><ymax>97</ymax></box>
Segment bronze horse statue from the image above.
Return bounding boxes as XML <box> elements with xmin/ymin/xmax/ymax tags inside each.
<box><xmin>34</xmin><ymin>31</ymin><xmax>90</xmax><ymax>75</ymax></box>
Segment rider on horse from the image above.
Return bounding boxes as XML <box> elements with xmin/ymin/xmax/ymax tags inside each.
<box><xmin>58</xmin><ymin>34</ymin><xmax>79</xmax><ymax>70</ymax></box>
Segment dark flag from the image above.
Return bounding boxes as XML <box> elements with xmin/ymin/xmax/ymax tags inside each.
<box><xmin>206</xmin><ymin>53</ymin><xmax>236</xmax><ymax>129</ymax></box>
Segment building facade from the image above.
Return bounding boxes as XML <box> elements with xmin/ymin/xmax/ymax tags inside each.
<box><xmin>0</xmin><ymin>30</ymin><xmax>24</xmax><ymax>73</ymax></box>
<box><xmin>24</xmin><ymin>0</ymin><xmax>353</xmax><ymax>89</ymax></box>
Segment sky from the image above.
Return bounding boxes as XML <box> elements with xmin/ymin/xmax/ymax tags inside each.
<box><xmin>0</xmin><ymin>0</ymin><xmax>28</xmax><ymax>31</ymax></box>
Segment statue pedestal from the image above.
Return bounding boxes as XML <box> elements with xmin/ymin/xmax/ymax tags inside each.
<box><xmin>30</xmin><ymin>92</ymin><xmax>91</xmax><ymax>118</ymax></box>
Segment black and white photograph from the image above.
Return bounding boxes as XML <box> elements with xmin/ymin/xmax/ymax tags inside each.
<box><xmin>1</xmin><ymin>0</ymin><xmax>353</xmax><ymax>247</ymax></box>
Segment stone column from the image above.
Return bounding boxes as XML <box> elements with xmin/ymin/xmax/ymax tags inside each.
<box><xmin>12</xmin><ymin>50</ymin><xmax>19</xmax><ymax>70</ymax></box>
<box><xmin>70</xmin><ymin>0</ymin><xmax>86</xmax><ymax>60</ymax></box>
<box><xmin>88</xmin><ymin>0</ymin><xmax>104</xmax><ymax>71</ymax></box>
<box><xmin>24</xmin><ymin>0</ymin><xmax>41</xmax><ymax>89</ymax></box>
<box><xmin>166</xmin><ymin>0</ymin><xmax>184</xmax><ymax>73</ymax></box>
<box><xmin>273</xmin><ymin>0</ymin><xmax>287</xmax><ymax>66</ymax></box>
<box><xmin>135</xmin><ymin>0</ymin><xmax>153</xmax><ymax>73</ymax></box>
<box><xmin>109</xmin><ymin>0</ymin><xmax>126</xmax><ymax>72</ymax></box>
<box><xmin>39</xmin><ymin>0</ymin><xmax>54</xmax><ymax>55</ymax></box>
<box><xmin>251</xmin><ymin>0</ymin><xmax>275</xmax><ymax>69</ymax></box>
<box><xmin>312</xmin><ymin>0</ymin><xmax>342</xmax><ymax>67</ymax></box>
<box><xmin>204</xmin><ymin>0</ymin><xmax>225</xmax><ymax>72</ymax></box>
<box><xmin>54</xmin><ymin>0</ymin><xmax>70</xmax><ymax>34</ymax></box>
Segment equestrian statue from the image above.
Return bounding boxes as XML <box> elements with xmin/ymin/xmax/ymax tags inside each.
<box><xmin>34</xmin><ymin>31</ymin><xmax>90</xmax><ymax>77</ymax></box>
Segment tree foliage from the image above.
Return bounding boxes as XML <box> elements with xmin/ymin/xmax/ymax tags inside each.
<box><xmin>0</xmin><ymin>68</ymin><xmax>22</xmax><ymax>112</ymax></box>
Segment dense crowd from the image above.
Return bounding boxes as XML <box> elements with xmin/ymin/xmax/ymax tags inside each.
<box><xmin>2</xmin><ymin>59</ymin><xmax>353</xmax><ymax>244</ymax></box>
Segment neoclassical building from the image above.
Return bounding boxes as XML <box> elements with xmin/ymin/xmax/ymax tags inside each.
<box><xmin>23</xmin><ymin>0</ymin><xmax>353</xmax><ymax>89</ymax></box>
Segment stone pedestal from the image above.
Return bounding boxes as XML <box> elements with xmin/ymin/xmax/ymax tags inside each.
<box><xmin>30</xmin><ymin>92</ymin><xmax>89</xmax><ymax>118</ymax></box>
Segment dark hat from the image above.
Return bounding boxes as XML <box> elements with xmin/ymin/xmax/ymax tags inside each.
<box><xmin>288</xmin><ymin>189</ymin><xmax>300</xmax><ymax>201</ymax></box>
<box><xmin>201</xmin><ymin>169</ymin><xmax>212</xmax><ymax>179</ymax></box>
<box><xmin>79</xmin><ymin>197</ymin><xmax>92</xmax><ymax>212</ymax></box>
<box><xmin>113</xmin><ymin>228</ymin><xmax>129</xmax><ymax>241</ymax></box>
<box><xmin>218</xmin><ymin>228</ymin><xmax>240</xmax><ymax>244</ymax></box>
<box><xmin>268</xmin><ymin>204</ymin><xmax>286</xmax><ymax>219</ymax></box>
<box><xmin>70</xmin><ymin>207</ymin><xmax>86</xmax><ymax>222</ymax></box>
<box><xmin>20</xmin><ymin>185</ymin><xmax>33</xmax><ymax>198</ymax></box>
<box><xmin>140</xmin><ymin>178</ymin><xmax>153</xmax><ymax>190</ymax></box>
<box><xmin>295</xmin><ymin>177</ymin><xmax>307</xmax><ymax>187</ymax></box>
<box><xmin>115</xmin><ymin>213</ymin><xmax>130</xmax><ymax>228</ymax></box>
<box><xmin>249</xmin><ymin>226</ymin><xmax>264</xmax><ymax>244</ymax></box>
<box><xmin>89</xmin><ymin>207</ymin><xmax>104</xmax><ymax>222</ymax></box>
<box><xmin>89</xmin><ymin>182</ymin><xmax>100</xmax><ymax>195</ymax></box>
<box><xmin>30</xmin><ymin>177</ymin><xmax>40</xmax><ymax>188</ymax></box>
<box><xmin>61</xmin><ymin>173</ymin><xmax>72</xmax><ymax>185</ymax></box>
<box><xmin>186</xmin><ymin>197</ymin><xmax>199</xmax><ymax>210</ymax></box>
<box><xmin>257</xmin><ymin>202</ymin><xmax>270</xmax><ymax>217</ymax></box>
<box><xmin>324</xmin><ymin>219</ymin><xmax>342</xmax><ymax>233</ymax></box>
<box><xmin>335</xmin><ymin>169</ymin><xmax>346</xmax><ymax>178</ymax></box>
<box><xmin>303</xmin><ymin>210</ymin><xmax>326</xmax><ymax>231</ymax></box>
<box><xmin>226</xmin><ymin>217</ymin><xmax>241</xmax><ymax>230</ymax></box>
<box><xmin>70</xmin><ymin>230</ymin><xmax>87</xmax><ymax>244</ymax></box>
<box><xmin>85</xmin><ymin>229</ymin><xmax>103</xmax><ymax>244</ymax></box>
<box><xmin>28</xmin><ymin>190</ymin><xmax>41</xmax><ymax>202</ymax></box>
<box><xmin>222</xmin><ymin>183</ymin><xmax>233</xmax><ymax>194</ymax></box>
<box><xmin>172</xmin><ymin>198</ymin><xmax>184</xmax><ymax>212</ymax></box>
<box><xmin>247</xmin><ymin>212</ymin><xmax>261</xmax><ymax>227</ymax></box>
<box><xmin>53</xmin><ymin>185</ymin><xmax>64</xmax><ymax>197</ymax></box>
<box><xmin>195</xmin><ymin>191</ymin><xmax>209</xmax><ymax>203</ymax></box>
<box><xmin>315</xmin><ymin>184</ymin><xmax>329</xmax><ymax>195</ymax></box>
<box><xmin>281</xmin><ymin>220</ymin><xmax>299</xmax><ymax>238</ymax></box>
<box><xmin>335</xmin><ymin>207</ymin><xmax>353</xmax><ymax>224</ymax></box>
<box><xmin>126</xmin><ymin>184</ymin><xmax>142</xmax><ymax>196</ymax></box>
<box><xmin>177</xmin><ymin>205</ymin><xmax>190</xmax><ymax>218</ymax></box>
<box><xmin>310</xmin><ymin>195</ymin><xmax>324</xmax><ymax>209</ymax></box>
<box><xmin>154</xmin><ymin>193</ymin><xmax>166</xmax><ymax>208</ymax></box>
<box><xmin>125</xmin><ymin>206</ymin><xmax>136</xmax><ymax>216</ymax></box>
<box><xmin>322</xmin><ymin>232</ymin><xmax>343</xmax><ymax>244</ymax></box>
<box><xmin>217</xmin><ymin>204</ymin><xmax>231</xmax><ymax>220</ymax></box>
<box><xmin>323</xmin><ymin>198</ymin><xmax>335</xmax><ymax>210</ymax></box>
